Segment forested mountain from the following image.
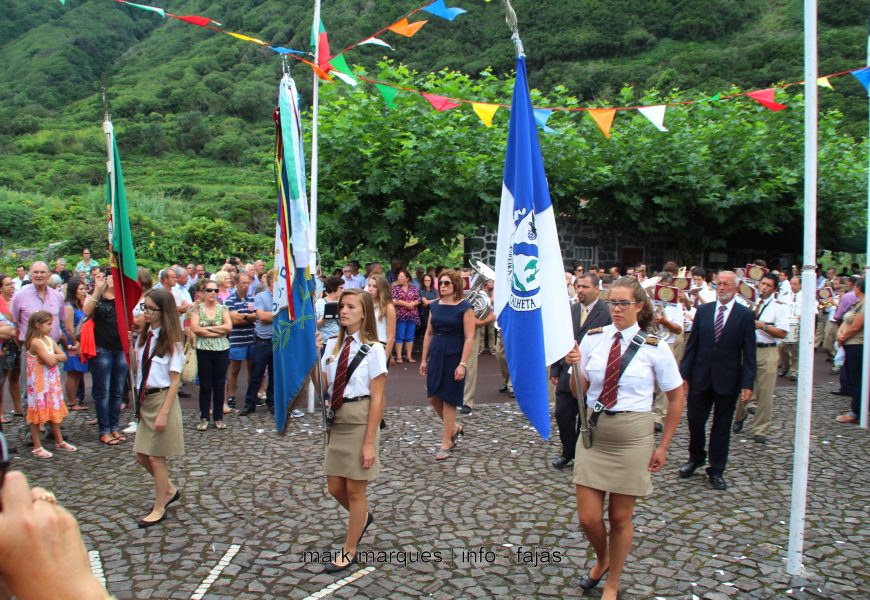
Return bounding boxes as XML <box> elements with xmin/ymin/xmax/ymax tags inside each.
<box><xmin>1</xmin><ymin>0</ymin><xmax>869</xmax><ymax>266</ymax></box>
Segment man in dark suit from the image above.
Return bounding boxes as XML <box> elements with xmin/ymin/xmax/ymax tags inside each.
<box><xmin>549</xmin><ymin>272</ymin><xmax>611</xmax><ymax>468</ymax></box>
<box><xmin>679</xmin><ymin>271</ymin><xmax>756</xmax><ymax>490</ymax></box>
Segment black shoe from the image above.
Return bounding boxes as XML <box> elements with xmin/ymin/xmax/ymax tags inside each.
<box><xmin>753</xmin><ymin>435</ymin><xmax>767</xmax><ymax>444</ymax></box>
<box><xmin>165</xmin><ymin>490</ymin><xmax>182</xmax><ymax>508</ymax></box>
<box><xmin>323</xmin><ymin>551</ymin><xmax>358</xmax><ymax>574</ymax></box>
<box><xmin>459</xmin><ymin>406</ymin><xmax>472</xmax><ymax>415</ymax></box>
<box><xmin>832</xmin><ymin>390</ymin><xmax>851</xmax><ymax>397</ymax></box>
<box><xmin>679</xmin><ymin>461</ymin><xmax>702</xmax><ymax>478</ymax></box>
<box><xmin>137</xmin><ymin>511</ymin><xmax>167</xmax><ymax>529</ymax></box>
<box><xmin>498</xmin><ymin>384</ymin><xmax>509</xmax><ymax>393</ymax></box>
<box><xmin>551</xmin><ymin>456</ymin><xmax>573</xmax><ymax>469</ymax></box>
<box><xmin>358</xmin><ymin>512</ymin><xmax>374</xmax><ymax>544</ymax></box>
<box><xmin>653</xmin><ymin>422</ymin><xmax>663</xmax><ymax>433</ymax></box>
<box><xmin>178</xmin><ymin>390</ymin><xmax>191</xmax><ymax>398</ymax></box>
<box><xmin>708</xmin><ymin>473</ymin><xmax>727</xmax><ymax>490</ymax></box>
<box><xmin>227</xmin><ymin>396</ymin><xmax>236</xmax><ymax>409</ymax></box>
<box><xmin>732</xmin><ymin>418</ymin><xmax>745</xmax><ymax>434</ymax></box>
<box><xmin>239</xmin><ymin>406</ymin><xmax>256</xmax><ymax>416</ymax></box>
<box><xmin>578</xmin><ymin>567</ymin><xmax>608</xmax><ymax>590</ymax></box>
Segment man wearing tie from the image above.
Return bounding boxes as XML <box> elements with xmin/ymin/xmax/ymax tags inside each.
<box><xmin>679</xmin><ymin>271</ymin><xmax>756</xmax><ymax>490</ymax></box>
<box><xmin>549</xmin><ymin>272</ymin><xmax>611</xmax><ymax>469</ymax></box>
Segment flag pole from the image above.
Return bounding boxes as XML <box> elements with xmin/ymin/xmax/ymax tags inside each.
<box><xmin>859</xmin><ymin>16</ymin><xmax>870</xmax><ymax>430</ymax></box>
<box><xmin>786</xmin><ymin>0</ymin><xmax>818</xmax><ymax>576</ymax></box>
<box><xmin>308</xmin><ymin>0</ymin><xmax>322</xmax><ymax>417</ymax></box>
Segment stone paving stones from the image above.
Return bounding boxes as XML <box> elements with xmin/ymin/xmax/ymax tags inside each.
<box><xmin>5</xmin><ymin>384</ymin><xmax>868</xmax><ymax>598</ymax></box>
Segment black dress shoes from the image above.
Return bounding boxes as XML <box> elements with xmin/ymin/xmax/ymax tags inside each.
<box><xmin>323</xmin><ymin>552</ymin><xmax>358</xmax><ymax>574</ymax></box>
<box><xmin>358</xmin><ymin>512</ymin><xmax>374</xmax><ymax>544</ymax></box>
<box><xmin>732</xmin><ymin>418</ymin><xmax>745</xmax><ymax>434</ymax></box>
<box><xmin>708</xmin><ymin>473</ymin><xmax>727</xmax><ymax>490</ymax></box>
<box><xmin>551</xmin><ymin>456</ymin><xmax>573</xmax><ymax>469</ymax></box>
<box><xmin>239</xmin><ymin>406</ymin><xmax>255</xmax><ymax>416</ymax></box>
<box><xmin>137</xmin><ymin>511</ymin><xmax>167</xmax><ymax>529</ymax></box>
<box><xmin>678</xmin><ymin>461</ymin><xmax>702</xmax><ymax>478</ymax></box>
<box><xmin>753</xmin><ymin>435</ymin><xmax>767</xmax><ymax>444</ymax></box>
<box><xmin>579</xmin><ymin>567</ymin><xmax>609</xmax><ymax>590</ymax></box>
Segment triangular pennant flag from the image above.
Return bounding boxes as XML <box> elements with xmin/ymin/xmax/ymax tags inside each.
<box><xmin>533</xmin><ymin>109</ymin><xmax>556</xmax><ymax>134</ymax></box>
<box><xmin>328</xmin><ymin>54</ymin><xmax>358</xmax><ymax>86</ymax></box>
<box><xmin>310</xmin><ymin>19</ymin><xmax>331</xmax><ymax>69</ymax></box>
<box><xmin>637</xmin><ymin>105</ymin><xmax>668</xmax><ymax>132</ymax></box>
<box><xmin>358</xmin><ymin>37</ymin><xmax>394</xmax><ymax>50</ymax></box>
<box><xmin>124</xmin><ymin>2</ymin><xmax>166</xmax><ymax>17</ymax></box>
<box><xmin>270</xmin><ymin>46</ymin><xmax>307</xmax><ymax>56</ymax></box>
<box><xmin>226</xmin><ymin>32</ymin><xmax>267</xmax><ymax>45</ymax></box>
<box><xmin>746</xmin><ymin>88</ymin><xmax>787</xmax><ymax>111</ymax></box>
<box><xmin>817</xmin><ymin>77</ymin><xmax>833</xmax><ymax>89</ymax></box>
<box><xmin>421</xmin><ymin>0</ymin><xmax>468</xmax><ymax>21</ymax></box>
<box><xmin>175</xmin><ymin>15</ymin><xmax>220</xmax><ymax>28</ymax></box>
<box><xmin>376</xmin><ymin>84</ymin><xmax>399</xmax><ymax>108</ymax></box>
<box><xmin>387</xmin><ymin>18</ymin><xmax>428</xmax><ymax>37</ymax></box>
<box><xmin>706</xmin><ymin>92</ymin><xmax>722</xmax><ymax>102</ymax></box>
<box><xmin>588</xmin><ymin>108</ymin><xmax>616</xmax><ymax>139</ymax></box>
<box><xmin>298</xmin><ymin>58</ymin><xmax>333</xmax><ymax>82</ymax></box>
<box><xmin>851</xmin><ymin>67</ymin><xmax>870</xmax><ymax>93</ymax></box>
<box><xmin>472</xmin><ymin>102</ymin><xmax>499</xmax><ymax>127</ymax></box>
<box><xmin>422</xmin><ymin>93</ymin><xmax>460</xmax><ymax>112</ymax></box>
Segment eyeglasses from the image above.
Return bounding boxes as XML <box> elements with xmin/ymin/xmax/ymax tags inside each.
<box><xmin>139</xmin><ymin>303</ymin><xmax>162</xmax><ymax>313</ymax></box>
<box><xmin>439</xmin><ymin>280</ymin><xmax>453</xmax><ymax>286</ymax></box>
<box><xmin>203</xmin><ymin>288</ymin><xmax>219</xmax><ymax>293</ymax></box>
<box><xmin>605</xmin><ymin>300</ymin><xmax>639</xmax><ymax>310</ymax></box>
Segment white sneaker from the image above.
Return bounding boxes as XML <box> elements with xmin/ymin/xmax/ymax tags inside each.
<box><xmin>290</xmin><ymin>409</ymin><xmax>305</xmax><ymax>419</ymax></box>
<box><xmin>122</xmin><ymin>422</ymin><xmax>138</xmax><ymax>434</ymax></box>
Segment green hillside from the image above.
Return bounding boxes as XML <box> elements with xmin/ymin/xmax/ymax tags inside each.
<box><xmin>1</xmin><ymin>0</ymin><xmax>869</xmax><ymax>268</ymax></box>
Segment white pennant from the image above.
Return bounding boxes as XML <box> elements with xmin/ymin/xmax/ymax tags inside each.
<box><xmin>638</xmin><ymin>105</ymin><xmax>668</xmax><ymax>132</ymax></box>
<box><xmin>359</xmin><ymin>37</ymin><xmax>394</xmax><ymax>50</ymax></box>
<box><xmin>331</xmin><ymin>70</ymin><xmax>359</xmax><ymax>86</ymax></box>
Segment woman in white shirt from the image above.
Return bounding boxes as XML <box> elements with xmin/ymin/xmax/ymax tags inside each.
<box><xmin>565</xmin><ymin>277</ymin><xmax>685</xmax><ymax>600</ymax></box>
<box><xmin>365</xmin><ymin>274</ymin><xmax>396</xmax><ymax>365</ymax></box>
<box><xmin>134</xmin><ymin>289</ymin><xmax>185</xmax><ymax>529</ymax></box>
<box><xmin>320</xmin><ymin>289</ymin><xmax>387</xmax><ymax>574</ymax></box>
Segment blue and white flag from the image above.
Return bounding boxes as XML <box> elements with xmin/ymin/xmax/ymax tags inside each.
<box><xmin>494</xmin><ymin>56</ymin><xmax>573</xmax><ymax>440</ymax></box>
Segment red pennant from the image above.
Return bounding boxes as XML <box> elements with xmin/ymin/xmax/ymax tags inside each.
<box><xmin>317</xmin><ymin>31</ymin><xmax>331</xmax><ymax>71</ymax></box>
<box><xmin>423</xmin><ymin>93</ymin><xmax>460</xmax><ymax>112</ymax></box>
<box><xmin>746</xmin><ymin>88</ymin><xmax>787</xmax><ymax>112</ymax></box>
<box><xmin>175</xmin><ymin>15</ymin><xmax>217</xmax><ymax>28</ymax></box>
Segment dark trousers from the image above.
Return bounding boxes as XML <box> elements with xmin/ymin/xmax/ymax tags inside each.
<box><xmin>687</xmin><ymin>386</ymin><xmax>739</xmax><ymax>476</ymax></box>
<box><xmin>554</xmin><ymin>386</ymin><xmax>580</xmax><ymax>459</ymax></box>
<box><xmin>844</xmin><ymin>344</ymin><xmax>864</xmax><ymax>416</ymax></box>
<box><xmin>197</xmin><ymin>349</ymin><xmax>229</xmax><ymax>421</ymax></box>
<box><xmin>244</xmin><ymin>338</ymin><xmax>273</xmax><ymax>411</ymax></box>
<box><xmin>840</xmin><ymin>358</ymin><xmax>851</xmax><ymax>395</ymax></box>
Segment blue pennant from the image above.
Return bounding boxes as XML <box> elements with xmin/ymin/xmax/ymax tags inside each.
<box><xmin>421</xmin><ymin>0</ymin><xmax>467</xmax><ymax>21</ymax></box>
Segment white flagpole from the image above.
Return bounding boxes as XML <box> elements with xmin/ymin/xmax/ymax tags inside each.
<box><xmin>786</xmin><ymin>0</ymin><xmax>818</xmax><ymax>576</ymax></box>
<box><xmin>307</xmin><ymin>0</ymin><xmax>322</xmax><ymax>415</ymax></box>
<box><xmin>859</xmin><ymin>17</ymin><xmax>870</xmax><ymax>429</ymax></box>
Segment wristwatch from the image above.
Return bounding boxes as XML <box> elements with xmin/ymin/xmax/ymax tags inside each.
<box><xmin>762</xmin><ymin>324</ymin><xmax>769</xmax><ymax>332</ymax></box>
<box><xmin>459</xmin><ymin>362</ymin><xmax>468</xmax><ymax>368</ymax></box>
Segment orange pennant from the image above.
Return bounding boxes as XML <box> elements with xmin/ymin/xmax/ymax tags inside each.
<box><xmin>588</xmin><ymin>109</ymin><xmax>616</xmax><ymax>139</ymax></box>
<box><xmin>387</xmin><ymin>18</ymin><xmax>428</xmax><ymax>37</ymax></box>
<box><xmin>746</xmin><ymin>88</ymin><xmax>787</xmax><ymax>112</ymax></box>
<box><xmin>299</xmin><ymin>58</ymin><xmax>333</xmax><ymax>82</ymax></box>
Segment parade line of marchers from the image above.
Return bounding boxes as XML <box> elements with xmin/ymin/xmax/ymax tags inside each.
<box><xmin>299</xmin><ymin>545</ymin><xmax>564</xmax><ymax>567</ymax></box>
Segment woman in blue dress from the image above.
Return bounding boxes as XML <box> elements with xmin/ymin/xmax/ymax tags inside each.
<box><xmin>63</xmin><ymin>278</ymin><xmax>89</xmax><ymax>411</ymax></box>
<box><xmin>419</xmin><ymin>269</ymin><xmax>475</xmax><ymax>460</ymax></box>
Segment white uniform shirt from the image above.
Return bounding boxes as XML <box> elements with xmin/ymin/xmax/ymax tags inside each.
<box><xmin>696</xmin><ymin>283</ymin><xmax>716</xmax><ymax>305</ymax></box>
<box><xmin>373</xmin><ymin>306</ymin><xmax>387</xmax><ymax>343</ymax></box>
<box><xmin>135</xmin><ymin>328</ymin><xmax>184</xmax><ymax>389</ymax></box>
<box><xmin>171</xmin><ymin>285</ymin><xmax>191</xmax><ymax>328</ymax></box>
<box><xmin>753</xmin><ymin>295</ymin><xmax>790</xmax><ymax>345</ymax></box>
<box><xmin>579</xmin><ymin>323</ymin><xmax>683</xmax><ymax>412</ymax></box>
<box><xmin>660</xmin><ymin>304</ymin><xmax>683</xmax><ymax>345</ymax></box>
<box><xmin>321</xmin><ymin>331</ymin><xmax>388</xmax><ymax>398</ymax></box>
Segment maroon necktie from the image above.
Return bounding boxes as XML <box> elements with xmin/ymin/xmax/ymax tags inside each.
<box><xmin>598</xmin><ymin>332</ymin><xmax>623</xmax><ymax>410</ymax></box>
<box><xmin>136</xmin><ymin>331</ymin><xmax>154</xmax><ymax>417</ymax></box>
<box><xmin>714</xmin><ymin>305</ymin><xmax>726</xmax><ymax>342</ymax></box>
<box><xmin>330</xmin><ymin>336</ymin><xmax>354</xmax><ymax>412</ymax></box>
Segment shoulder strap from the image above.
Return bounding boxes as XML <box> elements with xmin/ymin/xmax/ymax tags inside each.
<box><xmin>344</xmin><ymin>343</ymin><xmax>371</xmax><ymax>385</ymax></box>
<box><xmin>618</xmin><ymin>332</ymin><xmax>646</xmax><ymax>379</ymax></box>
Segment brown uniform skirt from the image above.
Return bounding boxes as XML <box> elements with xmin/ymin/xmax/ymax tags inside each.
<box><xmin>573</xmin><ymin>410</ymin><xmax>654</xmax><ymax>497</ymax></box>
<box><xmin>324</xmin><ymin>398</ymin><xmax>380</xmax><ymax>481</ymax></box>
<box><xmin>133</xmin><ymin>390</ymin><xmax>185</xmax><ymax>457</ymax></box>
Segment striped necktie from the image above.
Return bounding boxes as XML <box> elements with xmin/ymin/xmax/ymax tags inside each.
<box><xmin>714</xmin><ymin>305</ymin><xmax>726</xmax><ymax>342</ymax></box>
<box><xmin>598</xmin><ymin>332</ymin><xmax>623</xmax><ymax>410</ymax></box>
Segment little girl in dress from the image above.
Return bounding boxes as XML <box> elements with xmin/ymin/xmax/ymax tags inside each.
<box><xmin>26</xmin><ymin>310</ymin><xmax>77</xmax><ymax>459</ymax></box>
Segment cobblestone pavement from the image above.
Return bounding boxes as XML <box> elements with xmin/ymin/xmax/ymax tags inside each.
<box><xmin>4</xmin><ymin>373</ymin><xmax>868</xmax><ymax>599</ymax></box>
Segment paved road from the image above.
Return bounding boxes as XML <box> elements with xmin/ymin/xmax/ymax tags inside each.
<box><xmin>3</xmin><ymin>351</ymin><xmax>867</xmax><ymax>599</ymax></box>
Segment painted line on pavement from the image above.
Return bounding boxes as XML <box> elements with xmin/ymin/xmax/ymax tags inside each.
<box><xmin>302</xmin><ymin>566</ymin><xmax>376</xmax><ymax>600</ymax></box>
<box><xmin>88</xmin><ymin>550</ymin><xmax>106</xmax><ymax>588</ymax></box>
<box><xmin>190</xmin><ymin>543</ymin><xmax>242</xmax><ymax>600</ymax></box>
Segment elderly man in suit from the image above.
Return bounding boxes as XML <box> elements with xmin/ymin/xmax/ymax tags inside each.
<box><xmin>549</xmin><ymin>272</ymin><xmax>612</xmax><ymax>468</ymax></box>
<box><xmin>678</xmin><ymin>271</ymin><xmax>757</xmax><ymax>490</ymax></box>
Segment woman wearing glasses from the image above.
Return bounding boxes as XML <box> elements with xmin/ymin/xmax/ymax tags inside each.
<box><xmin>189</xmin><ymin>281</ymin><xmax>232</xmax><ymax>431</ymax></box>
<box><xmin>565</xmin><ymin>276</ymin><xmax>684</xmax><ymax>600</ymax></box>
<box><xmin>134</xmin><ymin>290</ymin><xmax>185</xmax><ymax>528</ymax></box>
<box><xmin>419</xmin><ymin>269</ymin><xmax>475</xmax><ymax>460</ymax></box>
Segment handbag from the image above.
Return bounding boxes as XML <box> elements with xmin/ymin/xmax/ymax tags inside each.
<box><xmin>181</xmin><ymin>338</ymin><xmax>198</xmax><ymax>383</ymax></box>
<box><xmin>1</xmin><ymin>340</ymin><xmax>21</xmax><ymax>372</ymax></box>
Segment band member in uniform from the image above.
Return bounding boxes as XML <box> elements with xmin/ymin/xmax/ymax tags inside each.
<box><xmin>565</xmin><ymin>277</ymin><xmax>684</xmax><ymax>599</ymax></box>
<box><xmin>134</xmin><ymin>289</ymin><xmax>185</xmax><ymax>528</ymax></box>
<box><xmin>320</xmin><ymin>289</ymin><xmax>387</xmax><ymax>573</ymax></box>
<box><xmin>732</xmin><ymin>273</ymin><xmax>789</xmax><ymax>444</ymax></box>
<box><xmin>679</xmin><ymin>271</ymin><xmax>756</xmax><ymax>490</ymax></box>
<box><xmin>549</xmin><ymin>272</ymin><xmax>610</xmax><ymax>469</ymax></box>
<box><xmin>652</xmin><ymin>273</ymin><xmax>684</xmax><ymax>433</ymax></box>
<box><xmin>778</xmin><ymin>276</ymin><xmax>809</xmax><ymax>381</ymax></box>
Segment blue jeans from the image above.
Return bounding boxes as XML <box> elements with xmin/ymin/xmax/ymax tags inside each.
<box><xmin>89</xmin><ymin>347</ymin><xmax>128</xmax><ymax>436</ymax></box>
<box><xmin>396</xmin><ymin>320</ymin><xmax>417</xmax><ymax>344</ymax></box>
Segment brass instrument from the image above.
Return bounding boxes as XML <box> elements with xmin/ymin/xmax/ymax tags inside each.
<box><xmin>738</xmin><ymin>279</ymin><xmax>759</xmax><ymax>311</ymax></box>
<box><xmin>465</xmin><ymin>260</ymin><xmax>495</xmax><ymax>319</ymax></box>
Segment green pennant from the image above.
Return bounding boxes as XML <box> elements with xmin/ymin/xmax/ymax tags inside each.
<box><xmin>707</xmin><ymin>92</ymin><xmax>722</xmax><ymax>102</ymax></box>
<box><xmin>328</xmin><ymin>54</ymin><xmax>358</xmax><ymax>86</ymax></box>
<box><xmin>376</xmin><ymin>84</ymin><xmax>399</xmax><ymax>108</ymax></box>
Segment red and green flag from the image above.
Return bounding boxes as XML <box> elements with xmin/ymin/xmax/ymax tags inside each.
<box><xmin>104</xmin><ymin>119</ymin><xmax>141</xmax><ymax>361</ymax></box>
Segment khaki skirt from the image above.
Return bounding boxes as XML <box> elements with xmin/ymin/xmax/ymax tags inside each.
<box><xmin>573</xmin><ymin>410</ymin><xmax>654</xmax><ymax>497</ymax></box>
<box><xmin>324</xmin><ymin>399</ymin><xmax>380</xmax><ymax>481</ymax></box>
<box><xmin>133</xmin><ymin>390</ymin><xmax>185</xmax><ymax>457</ymax></box>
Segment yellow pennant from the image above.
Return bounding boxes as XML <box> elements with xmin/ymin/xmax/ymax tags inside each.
<box><xmin>472</xmin><ymin>102</ymin><xmax>499</xmax><ymax>127</ymax></box>
<box><xmin>226</xmin><ymin>31</ymin><xmax>267</xmax><ymax>45</ymax></box>
<box><xmin>588</xmin><ymin>108</ymin><xmax>617</xmax><ymax>139</ymax></box>
<box><xmin>817</xmin><ymin>77</ymin><xmax>833</xmax><ymax>89</ymax></box>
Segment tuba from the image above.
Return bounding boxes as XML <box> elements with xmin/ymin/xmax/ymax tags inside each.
<box><xmin>465</xmin><ymin>260</ymin><xmax>495</xmax><ymax>319</ymax></box>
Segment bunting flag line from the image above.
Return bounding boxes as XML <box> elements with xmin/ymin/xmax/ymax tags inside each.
<box><xmin>588</xmin><ymin>108</ymin><xmax>616</xmax><ymax>139</ymax></box>
<box><xmin>638</xmin><ymin>105</ymin><xmax>668</xmax><ymax>132</ymax></box>
<box><xmin>421</xmin><ymin>0</ymin><xmax>468</xmax><ymax>21</ymax></box>
<box><xmin>387</xmin><ymin>17</ymin><xmax>428</xmax><ymax>38</ymax></box>
<box><xmin>423</xmin><ymin>92</ymin><xmax>461</xmax><ymax>111</ymax></box>
<box><xmin>533</xmin><ymin>109</ymin><xmax>556</xmax><ymax>134</ymax></box>
<box><xmin>472</xmin><ymin>102</ymin><xmax>499</xmax><ymax>127</ymax></box>
<box><xmin>272</xmin><ymin>73</ymin><xmax>318</xmax><ymax>434</ymax></box>
<box><xmin>851</xmin><ymin>66</ymin><xmax>870</xmax><ymax>93</ymax></box>
<box><xmin>746</xmin><ymin>88</ymin><xmax>787</xmax><ymax>112</ymax></box>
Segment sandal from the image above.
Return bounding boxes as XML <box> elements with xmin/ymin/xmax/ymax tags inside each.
<box><xmin>450</xmin><ymin>425</ymin><xmax>464</xmax><ymax>449</ymax></box>
<box><xmin>406</xmin><ymin>357</ymin><xmax>416</xmax><ymax>363</ymax></box>
<box><xmin>71</xmin><ymin>405</ymin><xmax>88</xmax><ymax>411</ymax></box>
<box><xmin>32</xmin><ymin>447</ymin><xmax>53</xmax><ymax>459</ymax></box>
<box><xmin>394</xmin><ymin>357</ymin><xmax>403</xmax><ymax>364</ymax></box>
<box><xmin>56</xmin><ymin>441</ymin><xmax>78</xmax><ymax>452</ymax></box>
<box><xmin>111</xmin><ymin>432</ymin><xmax>127</xmax><ymax>442</ymax></box>
<box><xmin>100</xmin><ymin>436</ymin><xmax>122</xmax><ymax>446</ymax></box>
<box><xmin>435</xmin><ymin>448</ymin><xmax>451</xmax><ymax>461</ymax></box>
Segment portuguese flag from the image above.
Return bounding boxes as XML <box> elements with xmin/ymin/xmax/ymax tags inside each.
<box><xmin>104</xmin><ymin>119</ymin><xmax>141</xmax><ymax>361</ymax></box>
